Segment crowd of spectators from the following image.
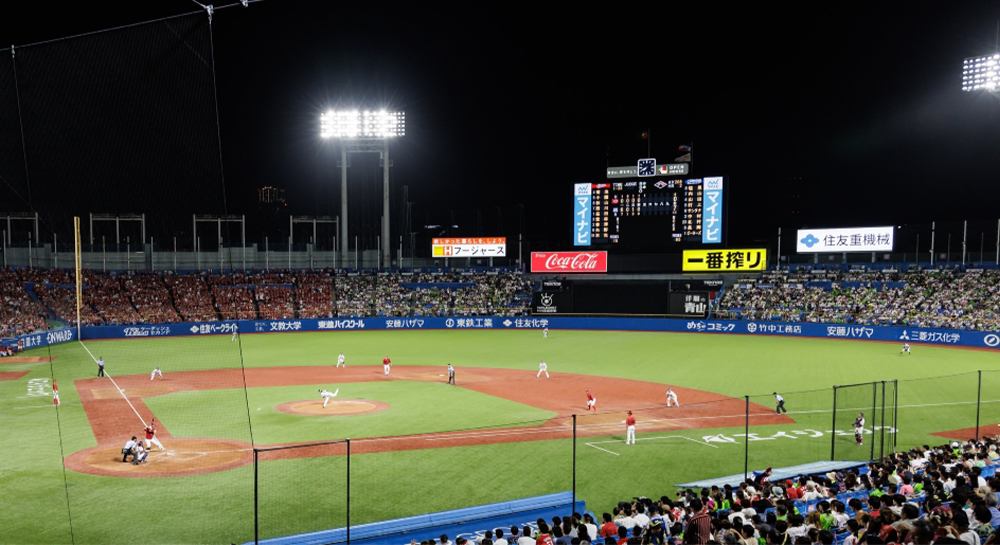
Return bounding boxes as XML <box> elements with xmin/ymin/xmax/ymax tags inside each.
<box><xmin>162</xmin><ymin>273</ymin><xmax>218</xmax><ymax>322</ymax></box>
<box><xmin>295</xmin><ymin>271</ymin><xmax>334</xmax><ymax>318</ymax></box>
<box><xmin>121</xmin><ymin>272</ymin><xmax>182</xmax><ymax>323</ymax></box>
<box><xmin>717</xmin><ymin>269</ymin><xmax>1000</xmax><ymax>331</ymax></box>
<box><xmin>0</xmin><ymin>267</ymin><xmax>534</xmax><ymax>334</ymax></box>
<box><xmin>581</xmin><ymin>436</ymin><xmax>1000</xmax><ymax>545</ymax></box>
<box><xmin>0</xmin><ymin>268</ymin><xmax>48</xmax><ymax>336</ymax></box>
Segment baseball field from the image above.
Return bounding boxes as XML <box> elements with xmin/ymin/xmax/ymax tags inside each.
<box><xmin>3</xmin><ymin>328</ymin><xmax>1000</xmax><ymax>545</ymax></box>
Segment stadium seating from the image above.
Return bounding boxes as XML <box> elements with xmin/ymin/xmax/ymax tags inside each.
<box><xmin>0</xmin><ymin>267</ymin><xmax>533</xmax><ymax>330</ymax></box>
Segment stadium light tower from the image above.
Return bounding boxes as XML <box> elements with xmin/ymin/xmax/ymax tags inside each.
<box><xmin>320</xmin><ymin>109</ymin><xmax>405</xmax><ymax>267</ymax></box>
<box><xmin>962</xmin><ymin>53</ymin><xmax>1000</xmax><ymax>94</ymax></box>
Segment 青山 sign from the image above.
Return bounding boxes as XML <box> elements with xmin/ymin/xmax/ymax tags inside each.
<box><xmin>796</xmin><ymin>227</ymin><xmax>894</xmax><ymax>253</ymax></box>
<box><xmin>531</xmin><ymin>251</ymin><xmax>608</xmax><ymax>273</ymax></box>
<box><xmin>682</xmin><ymin>249</ymin><xmax>767</xmax><ymax>272</ymax></box>
<box><xmin>432</xmin><ymin>238</ymin><xmax>506</xmax><ymax>257</ymax></box>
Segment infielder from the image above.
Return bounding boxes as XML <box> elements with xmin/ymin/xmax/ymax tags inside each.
<box><xmin>773</xmin><ymin>392</ymin><xmax>786</xmax><ymax>414</ymax></box>
<box><xmin>854</xmin><ymin>412</ymin><xmax>865</xmax><ymax>445</ymax></box>
<box><xmin>625</xmin><ymin>410</ymin><xmax>636</xmax><ymax>444</ymax></box>
<box><xmin>900</xmin><ymin>343</ymin><xmax>911</xmax><ymax>355</ymax></box>
<box><xmin>383</xmin><ymin>355</ymin><xmax>391</xmax><ymax>375</ymax></box>
<box><xmin>150</xmin><ymin>366</ymin><xmax>163</xmax><ymax>380</ymax></box>
<box><xmin>447</xmin><ymin>364</ymin><xmax>456</xmax><ymax>385</ymax></box>
<box><xmin>337</xmin><ymin>352</ymin><xmax>346</xmax><ymax>368</ymax></box>
<box><xmin>666</xmin><ymin>388</ymin><xmax>679</xmax><ymax>407</ymax></box>
<box><xmin>319</xmin><ymin>388</ymin><xmax>340</xmax><ymax>408</ymax></box>
<box><xmin>144</xmin><ymin>419</ymin><xmax>164</xmax><ymax>451</ymax></box>
<box><xmin>537</xmin><ymin>360</ymin><xmax>549</xmax><ymax>378</ymax></box>
<box><xmin>586</xmin><ymin>389</ymin><xmax>596</xmax><ymax>412</ymax></box>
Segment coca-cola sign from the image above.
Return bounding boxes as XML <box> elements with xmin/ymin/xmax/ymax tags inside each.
<box><xmin>531</xmin><ymin>251</ymin><xmax>608</xmax><ymax>273</ymax></box>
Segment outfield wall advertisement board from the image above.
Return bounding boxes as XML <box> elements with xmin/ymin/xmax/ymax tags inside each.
<box><xmin>38</xmin><ymin>316</ymin><xmax>995</xmax><ymax>350</ymax></box>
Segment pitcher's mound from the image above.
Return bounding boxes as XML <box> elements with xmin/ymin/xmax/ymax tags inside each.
<box><xmin>65</xmin><ymin>438</ymin><xmax>252</xmax><ymax>478</ymax></box>
<box><xmin>276</xmin><ymin>399</ymin><xmax>390</xmax><ymax>416</ymax></box>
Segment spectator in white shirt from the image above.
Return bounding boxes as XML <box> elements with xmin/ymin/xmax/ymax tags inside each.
<box><xmin>633</xmin><ymin>505</ymin><xmax>650</xmax><ymax>529</ymax></box>
<box><xmin>495</xmin><ymin>529</ymin><xmax>508</xmax><ymax>545</ymax></box>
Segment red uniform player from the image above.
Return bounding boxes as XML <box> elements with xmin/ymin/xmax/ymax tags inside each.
<box><xmin>586</xmin><ymin>389</ymin><xmax>596</xmax><ymax>411</ymax></box>
<box><xmin>382</xmin><ymin>355</ymin><xmax>391</xmax><ymax>375</ymax></box>
<box><xmin>625</xmin><ymin>410</ymin><xmax>636</xmax><ymax>444</ymax></box>
<box><xmin>144</xmin><ymin>419</ymin><xmax>165</xmax><ymax>451</ymax></box>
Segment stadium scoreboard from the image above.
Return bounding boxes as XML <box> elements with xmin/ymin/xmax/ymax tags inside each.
<box><xmin>574</xmin><ymin>176</ymin><xmax>723</xmax><ymax>249</ymax></box>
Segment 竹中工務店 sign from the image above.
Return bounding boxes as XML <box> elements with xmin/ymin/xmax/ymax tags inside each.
<box><xmin>682</xmin><ymin>249</ymin><xmax>767</xmax><ymax>272</ymax></box>
<box><xmin>432</xmin><ymin>238</ymin><xmax>506</xmax><ymax>258</ymax></box>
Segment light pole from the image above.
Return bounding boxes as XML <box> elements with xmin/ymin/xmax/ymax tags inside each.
<box><xmin>321</xmin><ymin>110</ymin><xmax>405</xmax><ymax>268</ymax></box>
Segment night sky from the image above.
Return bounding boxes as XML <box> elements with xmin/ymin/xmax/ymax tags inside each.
<box><xmin>3</xmin><ymin>1</ymin><xmax>1000</xmax><ymax>254</ymax></box>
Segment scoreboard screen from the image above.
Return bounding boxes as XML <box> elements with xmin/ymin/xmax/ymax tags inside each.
<box><xmin>574</xmin><ymin>177</ymin><xmax>724</xmax><ymax>250</ymax></box>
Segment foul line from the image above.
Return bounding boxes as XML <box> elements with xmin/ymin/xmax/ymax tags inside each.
<box><xmin>78</xmin><ymin>340</ymin><xmax>148</xmax><ymax>429</ymax></box>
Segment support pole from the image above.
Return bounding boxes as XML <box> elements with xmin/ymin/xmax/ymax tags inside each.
<box><xmin>880</xmin><ymin>381</ymin><xmax>886</xmax><ymax>459</ymax></box>
<box><xmin>346</xmin><ymin>438</ymin><xmax>351</xmax><ymax>545</ymax></box>
<box><xmin>242</xmin><ymin>215</ymin><xmax>247</xmax><ymax>271</ymax></box>
<box><xmin>831</xmin><ymin>386</ymin><xmax>838</xmax><ymax>461</ymax></box>
<box><xmin>382</xmin><ymin>139</ymin><xmax>390</xmax><ymax>267</ymax></box>
<box><xmin>254</xmin><ymin>449</ymin><xmax>259</xmax><ymax>545</ymax></box>
<box><xmin>963</xmin><ymin>220</ymin><xmax>968</xmax><ymax>265</ymax></box>
<box><xmin>870</xmin><ymin>381</ymin><xmax>876</xmax><ymax>461</ymax></box>
<box><xmin>977</xmin><ymin>370</ymin><xmax>983</xmax><ymax>440</ymax></box>
<box><xmin>341</xmin><ymin>146</ymin><xmax>349</xmax><ymax>264</ymax></box>
<box><xmin>744</xmin><ymin>395</ymin><xmax>750</xmax><ymax>481</ymax></box>
<box><xmin>931</xmin><ymin>222</ymin><xmax>936</xmax><ymax>265</ymax></box>
<box><xmin>572</xmin><ymin>414</ymin><xmax>577</xmax><ymax>514</ymax></box>
<box><xmin>777</xmin><ymin>227</ymin><xmax>782</xmax><ymax>267</ymax></box>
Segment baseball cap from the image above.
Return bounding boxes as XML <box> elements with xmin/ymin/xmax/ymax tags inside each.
<box><xmin>628</xmin><ymin>411</ymin><xmax>632</xmax><ymax>415</ymax></box>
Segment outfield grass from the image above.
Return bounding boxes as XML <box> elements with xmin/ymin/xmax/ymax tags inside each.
<box><xmin>3</xmin><ymin>329</ymin><xmax>1000</xmax><ymax>544</ymax></box>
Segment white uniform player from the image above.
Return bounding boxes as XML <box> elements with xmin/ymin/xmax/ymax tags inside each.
<box><xmin>625</xmin><ymin>411</ymin><xmax>636</xmax><ymax>445</ymax></box>
<box><xmin>900</xmin><ymin>343</ymin><xmax>911</xmax><ymax>355</ymax></box>
<box><xmin>543</xmin><ymin>327</ymin><xmax>548</xmax><ymax>338</ymax></box>
<box><xmin>319</xmin><ymin>388</ymin><xmax>339</xmax><ymax>408</ymax></box>
<box><xmin>231</xmin><ymin>327</ymin><xmax>238</xmax><ymax>342</ymax></box>
<box><xmin>666</xmin><ymin>388</ymin><xmax>679</xmax><ymax>407</ymax></box>
<box><xmin>336</xmin><ymin>352</ymin><xmax>346</xmax><ymax>368</ymax></box>
<box><xmin>150</xmin><ymin>367</ymin><xmax>163</xmax><ymax>380</ymax></box>
<box><xmin>537</xmin><ymin>360</ymin><xmax>549</xmax><ymax>378</ymax></box>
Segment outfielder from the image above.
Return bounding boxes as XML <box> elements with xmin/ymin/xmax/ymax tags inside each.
<box><xmin>383</xmin><ymin>355</ymin><xmax>391</xmax><ymax>375</ymax></box>
<box><xmin>231</xmin><ymin>327</ymin><xmax>238</xmax><ymax>342</ymax></box>
<box><xmin>543</xmin><ymin>327</ymin><xmax>548</xmax><ymax>339</ymax></box>
<box><xmin>666</xmin><ymin>388</ymin><xmax>679</xmax><ymax>407</ymax></box>
<box><xmin>537</xmin><ymin>360</ymin><xmax>549</xmax><ymax>378</ymax></box>
<box><xmin>337</xmin><ymin>352</ymin><xmax>346</xmax><ymax>368</ymax></box>
<box><xmin>900</xmin><ymin>343</ymin><xmax>911</xmax><ymax>355</ymax></box>
<box><xmin>150</xmin><ymin>366</ymin><xmax>163</xmax><ymax>380</ymax></box>
<box><xmin>586</xmin><ymin>389</ymin><xmax>596</xmax><ymax>412</ymax></box>
<box><xmin>319</xmin><ymin>388</ymin><xmax>340</xmax><ymax>408</ymax></box>
<box><xmin>625</xmin><ymin>410</ymin><xmax>636</xmax><ymax>444</ymax></box>
<box><xmin>144</xmin><ymin>419</ymin><xmax>165</xmax><ymax>451</ymax></box>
